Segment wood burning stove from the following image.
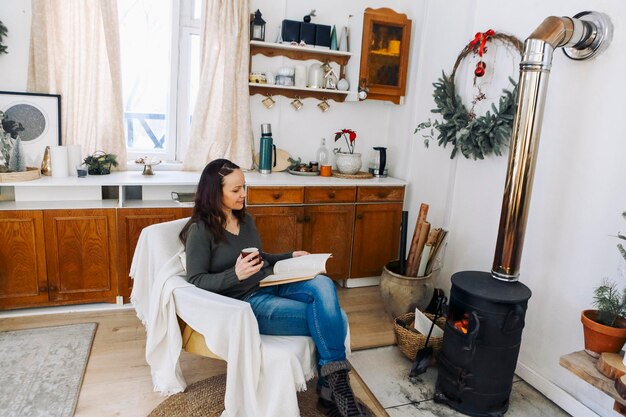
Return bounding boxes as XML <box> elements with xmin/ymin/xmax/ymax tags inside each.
<box><xmin>434</xmin><ymin>271</ymin><xmax>531</xmax><ymax>416</ymax></box>
<box><xmin>433</xmin><ymin>11</ymin><xmax>611</xmax><ymax>417</ymax></box>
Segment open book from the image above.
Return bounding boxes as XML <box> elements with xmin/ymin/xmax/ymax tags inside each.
<box><xmin>259</xmin><ymin>253</ymin><xmax>332</xmax><ymax>287</ymax></box>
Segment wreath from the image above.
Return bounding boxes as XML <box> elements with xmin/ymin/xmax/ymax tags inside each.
<box><xmin>0</xmin><ymin>21</ymin><xmax>8</xmax><ymax>55</ymax></box>
<box><xmin>415</xmin><ymin>32</ymin><xmax>524</xmax><ymax>160</ymax></box>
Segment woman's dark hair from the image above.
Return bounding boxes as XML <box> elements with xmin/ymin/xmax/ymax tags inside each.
<box><xmin>179</xmin><ymin>159</ymin><xmax>245</xmax><ymax>245</ymax></box>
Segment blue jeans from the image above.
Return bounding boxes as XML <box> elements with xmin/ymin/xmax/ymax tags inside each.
<box><xmin>245</xmin><ymin>275</ymin><xmax>348</xmax><ymax>366</ymax></box>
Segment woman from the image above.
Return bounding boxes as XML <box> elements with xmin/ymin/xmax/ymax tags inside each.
<box><xmin>180</xmin><ymin>159</ymin><xmax>368</xmax><ymax>417</ymax></box>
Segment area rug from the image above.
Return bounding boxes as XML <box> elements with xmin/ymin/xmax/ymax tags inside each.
<box><xmin>149</xmin><ymin>374</ymin><xmax>374</xmax><ymax>417</ymax></box>
<box><xmin>0</xmin><ymin>323</ymin><xmax>98</xmax><ymax>417</ymax></box>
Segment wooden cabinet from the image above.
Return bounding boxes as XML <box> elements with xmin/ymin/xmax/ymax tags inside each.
<box><xmin>247</xmin><ymin>186</ymin><xmax>304</xmax><ymax>205</ymax></box>
<box><xmin>247</xmin><ymin>185</ymin><xmax>403</xmax><ymax>281</ymax></box>
<box><xmin>0</xmin><ymin>182</ymin><xmax>403</xmax><ymax>309</ymax></box>
<box><xmin>359</xmin><ymin>8</ymin><xmax>412</xmax><ymax>104</ymax></box>
<box><xmin>249</xmin><ymin>41</ymin><xmax>352</xmax><ymax>102</ymax></box>
<box><xmin>0</xmin><ymin>206</ymin><xmax>193</xmax><ymax>310</ymax></box>
<box><xmin>247</xmin><ymin>205</ymin><xmax>304</xmax><ymax>254</ymax></box>
<box><xmin>248</xmin><ymin>186</ymin><xmax>357</xmax><ymax>280</ymax></box>
<box><xmin>351</xmin><ymin>203</ymin><xmax>403</xmax><ymax>278</ymax></box>
<box><xmin>248</xmin><ymin>204</ymin><xmax>355</xmax><ymax>280</ymax></box>
<box><xmin>0</xmin><ymin>211</ymin><xmax>48</xmax><ymax>309</ymax></box>
<box><xmin>302</xmin><ymin>204</ymin><xmax>355</xmax><ymax>278</ymax></box>
<box><xmin>117</xmin><ymin>208</ymin><xmax>192</xmax><ymax>299</ymax></box>
<box><xmin>1</xmin><ymin>209</ymin><xmax>122</xmax><ymax>309</ymax></box>
<box><xmin>43</xmin><ymin>209</ymin><xmax>119</xmax><ymax>304</ymax></box>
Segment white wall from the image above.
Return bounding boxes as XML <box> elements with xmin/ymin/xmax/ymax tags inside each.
<box><xmin>400</xmin><ymin>1</ymin><xmax>626</xmax><ymax>415</ymax></box>
<box><xmin>0</xmin><ymin>0</ymin><xmax>31</xmax><ymax>91</ymax></box>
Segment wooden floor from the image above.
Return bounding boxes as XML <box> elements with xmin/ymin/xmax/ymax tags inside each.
<box><xmin>0</xmin><ymin>285</ymin><xmax>395</xmax><ymax>417</ymax></box>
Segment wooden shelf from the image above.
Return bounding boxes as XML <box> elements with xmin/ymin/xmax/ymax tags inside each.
<box><xmin>249</xmin><ymin>83</ymin><xmax>349</xmax><ymax>103</ymax></box>
<box><xmin>250</xmin><ymin>41</ymin><xmax>351</xmax><ymax>67</ymax></box>
<box><xmin>249</xmin><ymin>41</ymin><xmax>352</xmax><ymax>102</ymax></box>
<box><xmin>560</xmin><ymin>350</ymin><xmax>626</xmax><ymax>406</ymax></box>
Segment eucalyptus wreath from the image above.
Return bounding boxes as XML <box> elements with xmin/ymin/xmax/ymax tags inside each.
<box><xmin>415</xmin><ymin>33</ymin><xmax>523</xmax><ymax>160</ymax></box>
<box><xmin>0</xmin><ymin>20</ymin><xmax>8</xmax><ymax>55</ymax></box>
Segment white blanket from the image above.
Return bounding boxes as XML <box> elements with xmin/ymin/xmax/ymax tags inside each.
<box><xmin>130</xmin><ymin>218</ymin><xmax>316</xmax><ymax>417</ymax></box>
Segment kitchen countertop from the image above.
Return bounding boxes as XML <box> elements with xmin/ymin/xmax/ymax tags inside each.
<box><xmin>0</xmin><ymin>170</ymin><xmax>407</xmax><ymax>187</ymax></box>
<box><xmin>244</xmin><ymin>171</ymin><xmax>406</xmax><ymax>186</ymax></box>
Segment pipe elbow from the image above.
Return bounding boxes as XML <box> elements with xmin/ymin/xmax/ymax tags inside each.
<box><xmin>528</xmin><ymin>16</ymin><xmax>574</xmax><ymax>48</ymax></box>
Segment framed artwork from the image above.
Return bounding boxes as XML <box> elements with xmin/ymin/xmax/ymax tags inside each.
<box><xmin>0</xmin><ymin>91</ymin><xmax>62</xmax><ymax>167</ymax></box>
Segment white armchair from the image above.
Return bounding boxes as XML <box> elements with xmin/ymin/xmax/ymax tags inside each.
<box><xmin>130</xmin><ymin>218</ymin><xmax>317</xmax><ymax>417</ymax></box>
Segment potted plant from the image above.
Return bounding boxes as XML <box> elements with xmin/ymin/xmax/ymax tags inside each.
<box><xmin>333</xmin><ymin>128</ymin><xmax>361</xmax><ymax>174</ymax></box>
<box><xmin>83</xmin><ymin>151</ymin><xmax>118</xmax><ymax>175</ymax></box>
<box><xmin>581</xmin><ymin>211</ymin><xmax>626</xmax><ymax>357</ymax></box>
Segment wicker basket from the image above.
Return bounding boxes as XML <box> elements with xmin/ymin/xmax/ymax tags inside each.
<box><xmin>0</xmin><ymin>167</ymin><xmax>41</xmax><ymax>183</ymax></box>
<box><xmin>394</xmin><ymin>311</ymin><xmax>446</xmax><ymax>360</ymax></box>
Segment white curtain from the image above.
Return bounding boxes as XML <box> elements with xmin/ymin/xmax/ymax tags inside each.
<box><xmin>183</xmin><ymin>0</ymin><xmax>254</xmax><ymax>171</ymax></box>
<box><xmin>28</xmin><ymin>0</ymin><xmax>127</xmax><ymax>168</ymax></box>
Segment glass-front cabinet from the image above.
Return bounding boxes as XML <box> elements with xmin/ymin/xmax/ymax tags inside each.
<box><xmin>358</xmin><ymin>8</ymin><xmax>412</xmax><ymax>104</ymax></box>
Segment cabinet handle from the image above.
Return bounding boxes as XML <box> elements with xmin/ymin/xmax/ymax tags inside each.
<box><xmin>328</xmin><ymin>191</ymin><xmax>336</xmax><ymax>199</ymax></box>
<box><xmin>296</xmin><ymin>216</ymin><xmax>304</xmax><ymax>223</ymax></box>
<box><xmin>377</xmin><ymin>191</ymin><xmax>388</xmax><ymax>198</ymax></box>
<box><xmin>39</xmin><ymin>286</ymin><xmax>48</xmax><ymax>293</ymax></box>
<box><xmin>272</xmin><ymin>193</ymin><xmax>282</xmax><ymax>200</ymax></box>
<box><xmin>49</xmin><ymin>286</ymin><xmax>57</xmax><ymax>292</ymax></box>
<box><xmin>303</xmin><ymin>215</ymin><xmax>311</xmax><ymax>223</ymax></box>
<box><xmin>357</xmin><ymin>213</ymin><xmax>364</xmax><ymax>220</ymax></box>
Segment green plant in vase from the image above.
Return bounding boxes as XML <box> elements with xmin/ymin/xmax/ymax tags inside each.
<box><xmin>593</xmin><ymin>279</ymin><xmax>626</xmax><ymax>327</ymax></box>
<box><xmin>83</xmin><ymin>151</ymin><xmax>118</xmax><ymax>175</ymax></box>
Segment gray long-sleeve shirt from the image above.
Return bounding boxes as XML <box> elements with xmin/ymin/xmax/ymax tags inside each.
<box><xmin>184</xmin><ymin>213</ymin><xmax>292</xmax><ymax>300</ymax></box>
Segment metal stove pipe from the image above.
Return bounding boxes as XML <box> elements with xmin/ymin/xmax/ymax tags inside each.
<box><xmin>492</xmin><ymin>12</ymin><xmax>612</xmax><ymax>282</ymax></box>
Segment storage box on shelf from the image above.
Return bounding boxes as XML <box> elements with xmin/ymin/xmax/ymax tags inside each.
<box><xmin>249</xmin><ymin>41</ymin><xmax>352</xmax><ymax>102</ymax></box>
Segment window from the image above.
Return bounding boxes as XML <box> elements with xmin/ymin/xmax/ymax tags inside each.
<box><xmin>118</xmin><ymin>0</ymin><xmax>201</xmax><ymax>162</ymax></box>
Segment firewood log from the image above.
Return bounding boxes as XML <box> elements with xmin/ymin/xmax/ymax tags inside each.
<box><xmin>406</xmin><ymin>203</ymin><xmax>429</xmax><ymax>276</ymax></box>
<box><xmin>614</xmin><ymin>400</ymin><xmax>626</xmax><ymax>416</ymax></box>
<box><xmin>413</xmin><ymin>221</ymin><xmax>431</xmax><ymax>276</ymax></box>
<box><xmin>597</xmin><ymin>352</ymin><xmax>626</xmax><ymax>380</ymax></box>
<box><xmin>616</xmin><ymin>374</ymin><xmax>626</xmax><ymax>401</ymax></box>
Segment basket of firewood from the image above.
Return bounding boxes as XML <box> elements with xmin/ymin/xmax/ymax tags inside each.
<box><xmin>394</xmin><ymin>312</ymin><xmax>445</xmax><ymax>360</ymax></box>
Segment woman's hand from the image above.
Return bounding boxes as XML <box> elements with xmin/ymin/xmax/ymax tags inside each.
<box><xmin>292</xmin><ymin>251</ymin><xmax>310</xmax><ymax>257</ymax></box>
<box><xmin>235</xmin><ymin>251</ymin><xmax>263</xmax><ymax>280</ymax></box>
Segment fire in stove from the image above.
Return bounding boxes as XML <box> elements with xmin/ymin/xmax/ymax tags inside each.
<box><xmin>451</xmin><ymin>313</ymin><xmax>470</xmax><ymax>335</ymax></box>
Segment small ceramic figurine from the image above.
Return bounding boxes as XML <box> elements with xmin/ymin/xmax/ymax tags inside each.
<box><xmin>323</xmin><ymin>64</ymin><xmax>338</xmax><ymax>90</ymax></box>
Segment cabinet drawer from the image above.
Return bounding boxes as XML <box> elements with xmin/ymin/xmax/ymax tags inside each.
<box><xmin>305</xmin><ymin>187</ymin><xmax>356</xmax><ymax>204</ymax></box>
<box><xmin>357</xmin><ymin>186</ymin><xmax>404</xmax><ymax>202</ymax></box>
<box><xmin>247</xmin><ymin>187</ymin><xmax>304</xmax><ymax>205</ymax></box>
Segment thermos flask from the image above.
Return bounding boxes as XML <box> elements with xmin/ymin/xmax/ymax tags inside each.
<box><xmin>259</xmin><ymin>123</ymin><xmax>276</xmax><ymax>174</ymax></box>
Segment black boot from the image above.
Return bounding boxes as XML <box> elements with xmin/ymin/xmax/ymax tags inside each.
<box><xmin>317</xmin><ymin>378</ymin><xmax>341</xmax><ymax>417</ymax></box>
<box><xmin>320</xmin><ymin>361</ymin><xmax>368</xmax><ymax>417</ymax></box>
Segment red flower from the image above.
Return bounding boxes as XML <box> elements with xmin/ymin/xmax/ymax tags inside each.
<box><xmin>334</xmin><ymin>129</ymin><xmax>357</xmax><ymax>153</ymax></box>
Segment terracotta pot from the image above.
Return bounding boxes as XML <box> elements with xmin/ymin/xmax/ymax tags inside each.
<box><xmin>581</xmin><ymin>309</ymin><xmax>626</xmax><ymax>357</ymax></box>
<box><xmin>379</xmin><ymin>260</ymin><xmax>434</xmax><ymax>318</ymax></box>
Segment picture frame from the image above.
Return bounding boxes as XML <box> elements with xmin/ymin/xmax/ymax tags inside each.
<box><xmin>0</xmin><ymin>91</ymin><xmax>62</xmax><ymax>167</ymax></box>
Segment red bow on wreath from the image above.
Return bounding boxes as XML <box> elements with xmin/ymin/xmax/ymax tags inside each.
<box><xmin>470</xmin><ymin>29</ymin><xmax>495</xmax><ymax>56</ymax></box>
<box><xmin>469</xmin><ymin>29</ymin><xmax>495</xmax><ymax>77</ymax></box>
